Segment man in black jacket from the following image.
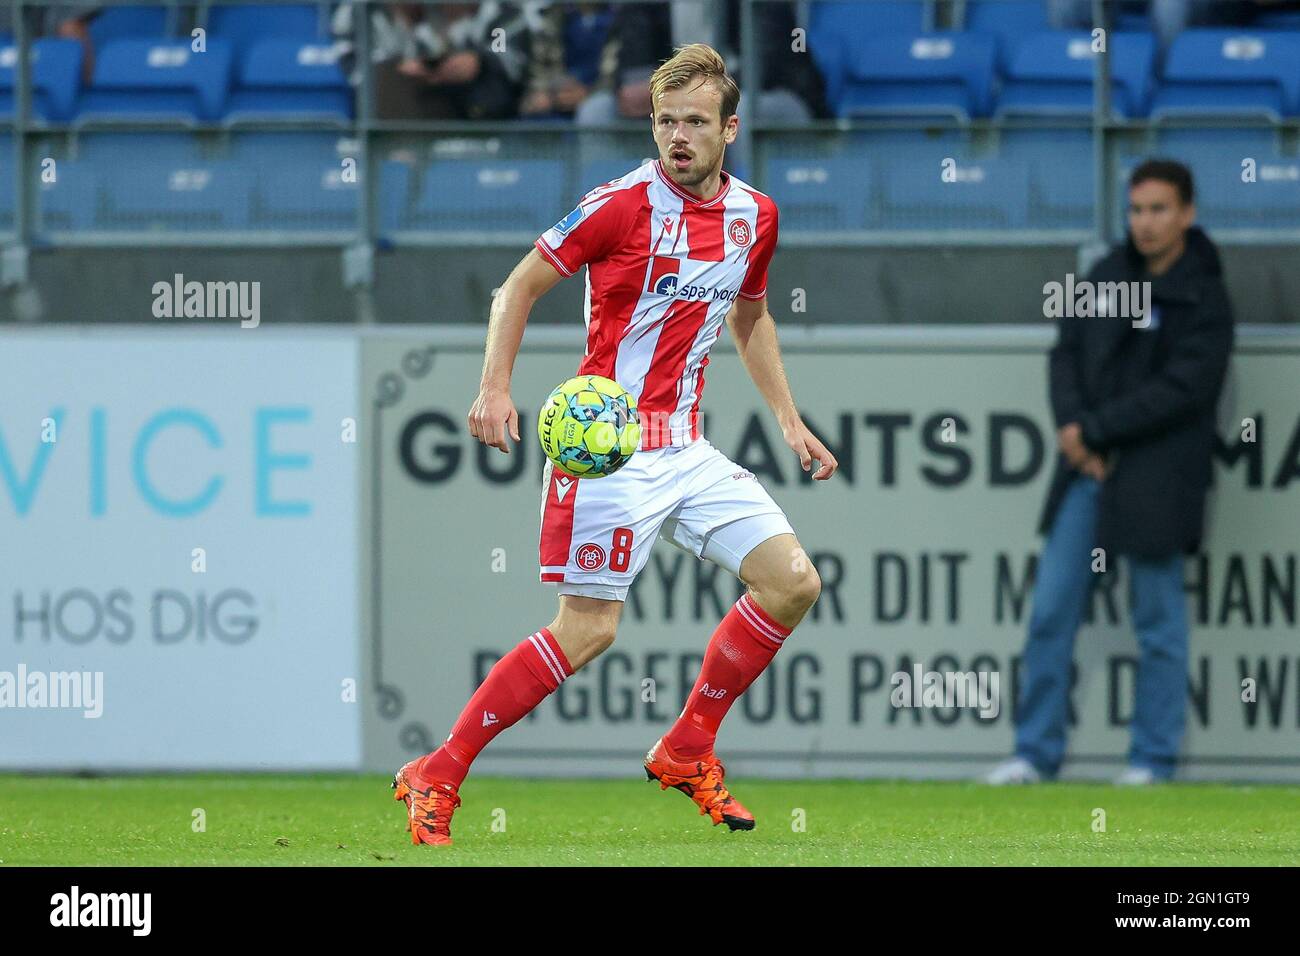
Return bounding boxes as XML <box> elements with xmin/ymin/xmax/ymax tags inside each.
<box><xmin>987</xmin><ymin>160</ymin><xmax>1235</xmax><ymax>785</ymax></box>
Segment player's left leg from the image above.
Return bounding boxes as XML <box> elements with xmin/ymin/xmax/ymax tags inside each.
<box><xmin>644</xmin><ymin>440</ymin><xmax>820</xmax><ymax>829</ymax></box>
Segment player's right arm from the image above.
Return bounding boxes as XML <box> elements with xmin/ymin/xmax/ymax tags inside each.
<box><xmin>470</xmin><ymin>182</ymin><xmax>631</xmax><ymax>453</ymax></box>
<box><xmin>468</xmin><ymin>247</ymin><xmax>566</xmax><ymax>454</ymax></box>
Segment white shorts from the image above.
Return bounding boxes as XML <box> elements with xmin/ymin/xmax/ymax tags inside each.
<box><xmin>538</xmin><ymin>437</ymin><xmax>795</xmax><ymax>602</ymax></box>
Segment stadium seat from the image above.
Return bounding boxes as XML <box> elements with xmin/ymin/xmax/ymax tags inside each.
<box><xmin>880</xmin><ymin>156</ymin><xmax>1031</xmax><ymax>229</ymax></box>
<box><xmin>999</xmin><ymin>128</ymin><xmax>1094</xmax><ymax>229</ymax></box>
<box><xmin>224</xmin><ymin>38</ymin><xmax>352</xmax><ymax>123</ymax></box>
<box><xmin>75</xmin><ymin>130</ymin><xmax>203</xmax><ymax>163</ymax></box>
<box><xmin>995</xmin><ymin>31</ymin><xmax>1156</xmax><ymax>118</ymax></box>
<box><xmin>963</xmin><ymin>0</ymin><xmax>1050</xmax><ymax>67</ymax></box>
<box><xmin>1150</xmin><ymin>30</ymin><xmax>1300</xmax><ymax>120</ymax></box>
<box><xmin>1253</xmin><ymin>11</ymin><xmax>1300</xmax><ymax>29</ymax></box>
<box><xmin>0</xmin><ymin>39</ymin><xmax>83</xmax><ymax>123</ymax></box>
<box><xmin>88</xmin><ymin>5</ymin><xmax>170</xmax><ymax>46</ymax></box>
<box><xmin>763</xmin><ymin>157</ymin><xmax>870</xmax><ymax>231</ymax></box>
<box><xmin>40</xmin><ymin>148</ymin><xmax>250</xmax><ymax>233</ymax></box>
<box><xmin>410</xmin><ymin>160</ymin><xmax>566</xmax><ymax>233</ymax></box>
<box><xmin>1143</xmin><ymin>128</ymin><xmax>1300</xmax><ymax>229</ymax></box>
<box><xmin>839</xmin><ymin>33</ymin><xmax>996</xmax><ymax>120</ymax></box>
<box><xmin>808</xmin><ymin>1</ymin><xmax>930</xmax><ymax>115</ymax></box>
<box><xmin>0</xmin><ymin>133</ymin><xmax>13</xmax><ymax>233</ymax></box>
<box><xmin>230</xmin><ymin>132</ymin><xmax>359</xmax><ymax>230</ymax></box>
<box><xmin>76</xmin><ymin>38</ymin><xmax>233</xmax><ymax>124</ymax></box>
<box><xmin>206</xmin><ymin>4</ymin><xmax>323</xmax><ymax>56</ymax></box>
<box><xmin>379</xmin><ymin>160</ymin><xmax>413</xmax><ymax>235</ymax></box>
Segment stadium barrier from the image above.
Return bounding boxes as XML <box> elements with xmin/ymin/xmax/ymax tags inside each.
<box><xmin>2</xmin><ymin>323</ymin><xmax>1296</xmax><ymax>781</ymax></box>
<box><xmin>359</xmin><ymin>324</ymin><xmax>1300</xmax><ymax>783</ymax></box>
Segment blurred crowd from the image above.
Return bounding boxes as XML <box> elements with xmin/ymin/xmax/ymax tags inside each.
<box><xmin>328</xmin><ymin>1</ymin><xmax>831</xmax><ymax>122</ymax></box>
<box><xmin>0</xmin><ymin>1</ymin><xmax>829</xmax><ymax>122</ymax></box>
<box><xmin>3</xmin><ymin>1</ymin><xmax>1299</xmax><ymax>122</ymax></box>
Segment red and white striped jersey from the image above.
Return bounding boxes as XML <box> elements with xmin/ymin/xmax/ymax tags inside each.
<box><xmin>534</xmin><ymin>157</ymin><xmax>779</xmax><ymax>451</ymax></box>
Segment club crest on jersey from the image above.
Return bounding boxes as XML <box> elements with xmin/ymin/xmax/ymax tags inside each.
<box><xmin>576</xmin><ymin>543</ymin><xmax>607</xmax><ymax>571</ymax></box>
<box><xmin>552</xmin><ymin>204</ymin><xmax>586</xmax><ymax>236</ymax></box>
<box><xmin>728</xmin><ymin>218</ymin><xmax>752</xmax><ymax>247</ymax></box>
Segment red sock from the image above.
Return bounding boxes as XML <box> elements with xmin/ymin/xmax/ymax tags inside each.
<box><xmin>418</xmin><ymin>627</ymin><xmax>573</xmax><ymax>787</ymax></box>
<box><xmin>664</xmin><ymin>593</ymin><xmax>793</xmax><ymax>760</ymax></box>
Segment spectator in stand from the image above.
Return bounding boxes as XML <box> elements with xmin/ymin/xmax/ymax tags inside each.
<box><xmin>575</xmin><ymin>1</ymin><xmax>827</xmax><ymax>128</ymax></box>
<box><xmin>0</xmin><ymin>4</ymin><xmax>111</xmax><ymax>84</ymax></box>
<box><xmin>521</xmin><ymin>3</ymin><xmax>613</xmax><ymax>118</ymax></box>
<box><xmin>331</xmin><ymin>1</ymin><xmax>535</xmax><ymax>120</ymax></box>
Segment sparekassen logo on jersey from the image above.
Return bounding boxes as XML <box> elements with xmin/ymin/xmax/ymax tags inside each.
<box><xmin>645</xmin><ymin>256</ymin><xmax>739</xmax><ymax>303</ymax></box>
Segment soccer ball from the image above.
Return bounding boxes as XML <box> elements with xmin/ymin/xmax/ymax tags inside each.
<box><xmin>537</xmin><ymin>375</ymin><xmax>641</xmax><ymax>479</ymax></box>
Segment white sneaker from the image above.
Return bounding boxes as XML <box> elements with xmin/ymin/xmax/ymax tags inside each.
<box><xmin>983</xmin><ymin>757</ymin><xmax>1042</xmax><ymax>785</ymax></box>
<box><xmin>1114</xmin><ymin>766</ymin><xmax>1159</xmax><ymax>786</ymax></box>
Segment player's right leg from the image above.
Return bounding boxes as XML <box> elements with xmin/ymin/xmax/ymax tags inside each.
<box><xmin>393</xmin><ymin>593</ymin><xmax>623</xmax><ymax>846</ymax></box>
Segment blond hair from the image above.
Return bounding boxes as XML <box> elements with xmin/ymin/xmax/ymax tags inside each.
<box><xmin>649</xmin><ymin>43</ymin><xmax>740</xmax><ymax>123</ymax></box>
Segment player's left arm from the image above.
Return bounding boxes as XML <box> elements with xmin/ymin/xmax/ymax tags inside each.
<box><xmin>726</xmin><ymin>295</ymin><xmax>838</xmax><ymax>481</ymax></box>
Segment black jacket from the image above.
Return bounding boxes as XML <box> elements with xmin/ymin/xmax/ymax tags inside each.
<box><xmin>1039</xmin><ymin>227</ymin><xmax>1236</xmax><ymax>556</ymax></box>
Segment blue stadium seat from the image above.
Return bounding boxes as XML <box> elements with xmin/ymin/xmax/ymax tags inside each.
<box><xmin>76</xmin><ymin>39</ymin><xmax>233</xmax><ymax>124</ymax></box>
<box><xmin>0</xmin><ymin>39</ymin><xmax>83</xmax><ymax>122</ymax></box>
<box><xmin>1253</xmin><ymin>11</ymin><xmax>1300</xmax><ymax>29</ymax></box>
<box><xmin>379</xmin><ymin>160</ymin><xmax>413</xmax><ymax>235</ymax></box>
<box><xmin>1118</xmin><ymin>150</ymin><xmax>1300</xmax><ymax>230</ymax></box>
<box><xmin>75</xmin><ymin>130</ymin><xmax>202</xmax><ymax>163</ymax></box>
<box><xmin>763</xmin><ymin>157</ymin><xmax>871</xmax><ymax>231</ymax></box>
<box><xmin>995</xmin><ymin>31</ymin><xmax>1156</xmax><ymax>118</ymax></box>
<box><xmin>1000</xmin><ymin>128</ymin><xmax>1094</xmax><ymax>228</ymax></box>
<box><xmin>225</xmin><ymin>38</ymin><xmax>351</xmax><ymax>123</ymax></box>
<box><xmin>230</xmin><ymin>132</ymin><xmax>358</xmax><ymax>230</ymax></box>
<box><xmin>1150</xmin><ymin>30</ymin><xmax>1300</xmax><ymax>120</ymax></box>
<box><xmin>40</xmin><ymin>148</ymin><xmax>250</xmax><ymax>233</ymax></box>
<box><xmin>1145</xmin><ymin>128</ymin><xmax>1300</xmax><ymax>229</ymax></box>
<box><xmin>207</xmin><ymin>4</ymin><xmax>322</xmax><ymax>56</ymax></box>
<box><xmin>0</xmin><ymin>133</ymin><xmax>12</xmax><ymax>233</ymax></box>
<box><xmin>964</xmin><ymin>0</ymin><xmax>1050</xmax><ymax>66</ymax></box>
<box><xmin>809</xmin><ymin>1</ymin><xmax>929</xmax><ymax>115</ymax></box>
<box><xmin>410</xmin><ymin>160</ymin><xmax>566</xmax><ymax>233</ymax></box>
<box><xmin>88</xmin><ymin>5</ymin><xmax>170</xmax><ymax>46</ymax></box>
<box><xmin>839</xmin><ymin>33</ymin><xmax>996</xmax><ymax>120</ymax></box>
<box><xmin>880</xmin><ymin>156</ymin><xmax>1031</xmax><ymax>228</ymax></box>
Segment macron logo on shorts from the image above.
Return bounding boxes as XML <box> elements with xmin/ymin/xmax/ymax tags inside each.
<box><xmin>555</xmin><ymin>476</ymin><xmax>575</xmax><ymax>503</ymax></box>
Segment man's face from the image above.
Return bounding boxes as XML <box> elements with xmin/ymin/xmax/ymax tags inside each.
<box><xmin>1127</xmin><ymin>178</ymin><xmax>1194</xmax><ymax>261</ymax></box>
<box><xmin>651</xmin><ymin>78</ymin><xmax>737</xmax><ymax>190</ymax></box>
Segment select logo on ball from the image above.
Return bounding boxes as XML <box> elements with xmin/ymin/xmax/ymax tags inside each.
<box><xmin>576</xmin><ymin>543</ymin><xmax>607</xmax><ymax>571</ymax></box>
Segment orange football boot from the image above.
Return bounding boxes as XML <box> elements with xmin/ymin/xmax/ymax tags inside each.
<box><xmin>392</xmin><ymin>758</ymin><xmax>461</xmax><ymax>846</ymax></box>
<box><xmin>644</xmin><ymin>737</ymin><xmax>755</xmax><ymax>831</ymax></box>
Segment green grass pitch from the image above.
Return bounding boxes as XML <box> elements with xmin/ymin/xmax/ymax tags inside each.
<box><xmin>2</xmin><ymin>775</ymin><xmax>1297</xmax><ymax>866</ymax></box>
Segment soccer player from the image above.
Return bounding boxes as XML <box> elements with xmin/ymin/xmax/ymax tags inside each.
<box><xmin>393</xmin><ymin>43</ymin><xmax>838</xmax><ymax>845</ymax></box>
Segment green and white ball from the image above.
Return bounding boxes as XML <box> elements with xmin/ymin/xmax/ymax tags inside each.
<box><xmin>538</xmin><ymin>375</ymin><xmax>641</xmax><ymax>478</ymax></box>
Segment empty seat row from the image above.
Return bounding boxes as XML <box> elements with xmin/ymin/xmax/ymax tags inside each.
<box><xmin>0</xmin><ymin>35</ymin><xmax>349</xmax><ymax>124</ymax></box>
<box><xmin>809</xmin><ymin>19</ymin><xmax>1300</xmax><ymax>120</ymax></box>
